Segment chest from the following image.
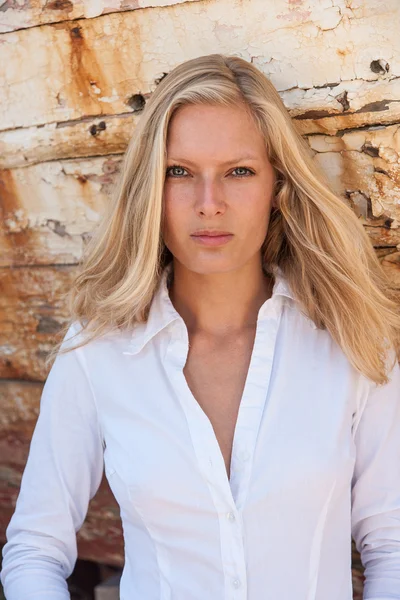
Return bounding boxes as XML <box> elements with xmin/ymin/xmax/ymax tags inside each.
<box><xmin>183</xmin><ymin>330</ymin><xmax>257</xmax><ymax>479</ymax></box>
<box><xmin>99</xmin><ymin>310</ymin><xmax>359</xmax><ymax>522</ymax></box>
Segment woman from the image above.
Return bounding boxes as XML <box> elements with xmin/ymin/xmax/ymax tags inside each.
<box><xmin>1</xmin><ymin>53</ymin><xmax>400</xmax><ymax>600</ymax></box>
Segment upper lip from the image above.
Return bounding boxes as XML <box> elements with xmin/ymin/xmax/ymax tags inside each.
<box><xmin>191</xmin><ymin>229</ymin><xmax>233</xmax><ymax>237</ymax></box>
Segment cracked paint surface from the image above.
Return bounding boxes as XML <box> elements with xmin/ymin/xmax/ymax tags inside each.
<box><xmin>0</xmin><ymin>157</ymin><xmax>120</xmax><ymax>266</ymax></box>
<box><xmin>0</xmin><ymin>0</ymin><xmax>399</xmax><ymax>130</ymax></box>
<box><xmin>0</xmin><ymin>0</ymin><xmax>203</xmax><ymax>33</ymax></box>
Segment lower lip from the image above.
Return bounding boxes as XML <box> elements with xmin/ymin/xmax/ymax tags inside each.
<box><xmin>191</xmin><ymin>234</ymin><xmax>234</xmax><ymax>246</ymax></box>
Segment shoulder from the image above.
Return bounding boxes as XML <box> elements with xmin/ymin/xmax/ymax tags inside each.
<box><xmin>60</xmin><ymin>320</ymin><xmax>133</xmax><ymax>357</ymax></box>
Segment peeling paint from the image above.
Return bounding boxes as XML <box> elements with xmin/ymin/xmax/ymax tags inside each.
<box><xmin>1</xmin><ymin>0</ymin><xmax>400</xmax><ymax>131</ymax></box>
<box><xmin>0</xmin><ymin>0</ymin><xmax>202</xmax><ymax>33</ymax></box>
<box><xmin>308</xmin><ymin>122</ymin><xmax>400</xmax><ymax>229</ymax></box>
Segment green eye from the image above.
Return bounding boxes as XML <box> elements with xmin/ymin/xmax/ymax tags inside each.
<box><xmin>165</xmin><ymin>165</ymin><xmax>255</xmax><ymax>178</ymax></box>
<box><xmin>232</xmin><ymin>167</ymin><xmax>254</xmax><ymax>177</ymax></box>
<box><xmin>166</xmin><ymin>165</ymin><xmax>188</xmax><ymax>177</ymax></box>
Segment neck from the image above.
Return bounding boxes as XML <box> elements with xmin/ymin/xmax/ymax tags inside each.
<box><xmin>167</xmin><ymin>258</ymin><xmax>274</xmax><ymax>338</ymax></box>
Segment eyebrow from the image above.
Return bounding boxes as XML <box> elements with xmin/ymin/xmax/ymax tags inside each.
<box><xmin>166</xmin><ymin>155</ymin><xmax>260</xmax><ymax>166</ymax></box>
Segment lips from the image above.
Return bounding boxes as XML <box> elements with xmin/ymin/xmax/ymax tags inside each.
<box><xmin>191</xmin><ymin>230</ymin><xmax>233</xmax><ymax>237</ymax></box>
<box><xmin>190</xmin><ymin>231</ymin><xmax>234</xmax><ymax>247</ymax></box>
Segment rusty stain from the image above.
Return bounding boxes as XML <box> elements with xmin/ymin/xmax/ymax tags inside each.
<box><xmin>376</xmin><ymin>166</ymin><xmax>400</xmax><ymax>187</ymax></box>
<box><xmin>65</xmin><ymin>20</ymin><xmax>109</xmax><ymax>114</ymax></box>
<box><xmin>45</xmin><ymin>0</ymin><xmax>73</xmax><ymax>11</ymax></box>
<box><xmin>77</xmin><ymin>174</ymin><xmax>88</xmax><ymax>184</ymax></box>
<box><xmin>0</xmin><ymin>169</ymin><xmax>35</xmax><ymax>266</ymax></box>
<box><xmin>0</xmin><ymin>0</ymin><xmax>204</xmax><ymax>34</ymax></box>
<box><xmin>0</xmin><ymin>169</ymin><xmax>19</xmax><ymax>223</ymax></box>
<box><xmin>337</xmin><ymin>48</ymin><xmax>350</xmax><ymax>58</ymax></box>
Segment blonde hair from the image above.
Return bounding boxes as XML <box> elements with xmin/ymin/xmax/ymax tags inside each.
<box><xmin>46</xmin><ymin>53</ymin><xmax>400</xmax><ymax>385</ymax></box>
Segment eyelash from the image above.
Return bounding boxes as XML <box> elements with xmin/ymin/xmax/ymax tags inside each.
<box><xmin>165</xmin><ymin>165</ymin><xmax>255</xmax><ymax>179</ymax></box>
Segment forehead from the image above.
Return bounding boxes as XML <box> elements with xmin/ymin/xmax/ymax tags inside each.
<box><xmin>166</xmin><ymin>103</ymin><xmax>267</xmax><ymax>161</ymax></box>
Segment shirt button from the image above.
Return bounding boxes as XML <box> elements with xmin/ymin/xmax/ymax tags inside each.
<box><xmin>226</xmin><ymin>511</ymin><xmax>236</xmax><ymax>522</ymax></box>
<box><xmin>232</xmin><ymin>578</ymin><xmax>241</xmax><ymax>589</ymax></box>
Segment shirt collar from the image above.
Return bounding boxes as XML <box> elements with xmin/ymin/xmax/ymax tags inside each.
<box><xmin>123</xmin><ymin>262</ymin><xmax>295</xmax><ymax>356</ymax></box>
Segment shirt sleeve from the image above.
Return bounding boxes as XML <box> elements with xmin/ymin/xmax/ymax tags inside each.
<box><xmin>351</xmin><ymin>354</ymin><xmax>400</xmax><ymax>600</ymax></box>
<box><xmin>0</xmin><ymin>322</ymin><xmax>104</xmax><ymax>600</ymax></box>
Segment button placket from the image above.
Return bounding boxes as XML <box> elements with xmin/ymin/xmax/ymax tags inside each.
<box><xmin>165</xmin><ymin>300</ymin><xmax>285</xmax><ymax>600</ymax></box>
<box><xmin>218</xmin><ymin>507</ymin><xmax>247</xmax><ymax>600</ymax></box>
<box><xmin>230</xmin><ymin>303</ymin><xmax>284</xmax><ymax>512</ymax></box>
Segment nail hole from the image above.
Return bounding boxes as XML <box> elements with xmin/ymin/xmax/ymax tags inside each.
<box><xmin>126</xmin><ymin>94</ymin><xmax>146</xmax><ymax>112</ymax></box>
<box><xmin>370</xmin><ymin>59</ymin><xmax>389</xmax><ymax>74</ymax></box>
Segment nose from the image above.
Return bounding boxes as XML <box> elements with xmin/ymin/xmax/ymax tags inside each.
<box><xmin>194</xmin><ymin>178</ymin><xmax>226</xmax><ymax>217</ymax></box>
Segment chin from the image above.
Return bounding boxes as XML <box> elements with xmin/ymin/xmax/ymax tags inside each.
<box><xmin>178</xmin><ymin>257</ymin><xmax>244</xmax><ymax>276</ymax></box>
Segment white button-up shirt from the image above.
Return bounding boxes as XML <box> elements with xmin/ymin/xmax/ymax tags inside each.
<box><xmin>2</xmin><ymin>263</ymin><xmax>400</xmax><ymax>600</ymax></box>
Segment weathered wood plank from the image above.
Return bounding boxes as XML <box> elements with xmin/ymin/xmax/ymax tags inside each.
<box><xmin>0</xmin><ymin>265</ymin><xmax>76</xmax><ymax>380</ymax></box>
<box><xmin>0</xmin><ymin>156</ymin><xmax>118</xmax><ymax>267</ymax></box>
<box><xmin>0</xmin><ymin>380</ymin><xmax>42</xmax><ymax>427</ymax></box>
<box><xmin>0</xmin><ymin>0</ymin><xmax>399</xmax><ymax>132</ymax></box>
<box><xmin>0</xmin><ymin>0</ymin><xmax>203</xmax><ymax>34</ymax></box>
<box><xmin>380</xmin><ymin>251</ymin><xmax>400</xmax><ymax>287</ymax></box>
<box><xmin>289</xmin><ymin>78</ymin><xmax>400</xmax><ymax>137</ymax></box>
<box><xmin>0</xmin><ymin>113</ymin><xmax>138</xmax><ymax>170</ymax></box>
<box><xmin>308</xmin><ymin>123</ymin><xmax>400</xmax><ymax>229</ymax></box>
<box><xmin>364</xmin><ymin>225</ymin><xmax>400</xmax><ymax>249</ymax></box>
<box><xmin>2</xmin><ymin>89</ymin><xmax>400</xmax><ymax>170</ymax></box>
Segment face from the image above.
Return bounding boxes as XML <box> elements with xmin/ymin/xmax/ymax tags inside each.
<box><xmin>162</xmin><ymin>102</ymin><xmax>277</xmax><ymax>275</ymax></box>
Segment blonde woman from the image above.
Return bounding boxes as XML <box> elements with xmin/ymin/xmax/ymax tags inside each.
<box><xmin>1</xmin><ymin>53</ymin><xmax>400</xmax><ymax>600</ymax></box>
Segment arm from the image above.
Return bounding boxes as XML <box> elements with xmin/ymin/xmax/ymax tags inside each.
<box><xmin>351</xmin><ymin>355</ymin><xmax>400</xmax><ymax>600</ymax></box>
<box><xmin>0</xmin><ymin>323</ymin><xmax>104</xmax><ymax>599</ymax></box>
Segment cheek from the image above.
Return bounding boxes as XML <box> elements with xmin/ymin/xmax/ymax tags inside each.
<box><xmin>162</xmin><ymin>189</ymin><xmax>188</xmax><ymax>241</ymax></box>
<box><xmin>240</xmin><ymin>194</ymin><xmax>272</xmax><ymax>235</ymax></box>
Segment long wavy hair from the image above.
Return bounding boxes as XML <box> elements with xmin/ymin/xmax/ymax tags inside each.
<box><xmin>46</xmin><ymin>53</ymin><xmax>400</xmax><ymax>385</ymax></box>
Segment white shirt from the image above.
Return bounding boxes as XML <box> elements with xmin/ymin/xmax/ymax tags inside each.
<box><xmin>2</xmin><ymin>263</ymin><xmax>400</xmax><ymax>600</ymax></box>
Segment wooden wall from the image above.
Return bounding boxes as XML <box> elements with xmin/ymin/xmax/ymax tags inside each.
<box><xmin>1</xmin><ymin>0</ymin><xmax>399</xmax><ymax>568</ymax></box>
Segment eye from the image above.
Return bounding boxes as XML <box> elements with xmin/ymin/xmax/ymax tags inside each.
<box><xmin>231</xmin><ymin>166</ymin><xmax>255</xmax><ymax>178</ymax></box>
<box><xmin>165</xmin><ymin>165</ymin><xmax>188</xmax><ymax>178</ymax></box>
<box><xmin>165</xmin><ymin>165</ymin><xmax>256</xmax><ymax>178</ymax></box>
